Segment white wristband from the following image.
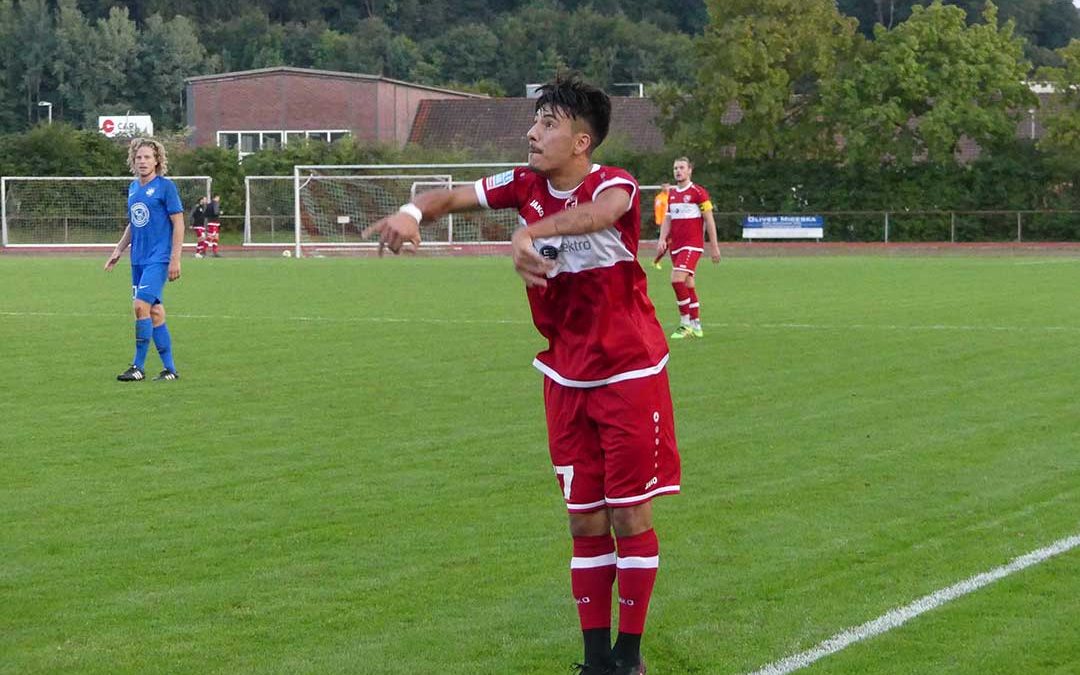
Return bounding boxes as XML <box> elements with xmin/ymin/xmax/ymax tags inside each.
<box><xmin>398</xmin><ymin>203</ymin><xmax>423</xmax><ymax>224</ymax></box>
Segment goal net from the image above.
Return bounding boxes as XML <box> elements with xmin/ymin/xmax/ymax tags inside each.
<box><xmin>295</xmin><ymin>171</ymin><xmax>453</xmax><ymax>248</ymax></box>
<box><xmin>287</xmin><ymin>163</ymin><xmax>524</xmax><ymax>255</ymax></box>
<box><xmin>1</xmin><ymin>176</ymin><xmax>211</xmax><ymax>247</ymax></box>
<box><xmin>249</xmin><ymin>164</ymin><xmax>667</xmax><ymax>255</ymax></box>
<box><xmin>245</xmin><ymin>176</ymin><xmax>296</xmax><ymax>246</ymax></box>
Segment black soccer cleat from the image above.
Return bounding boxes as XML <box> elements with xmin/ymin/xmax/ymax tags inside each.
<box><xmin>612</xmin><ymin>657</ymin><xmax>646</xmax><ymax>675</ymax></box>
<box><xmin>116</xmin><ymin>365</ymin><xmax>145</xmax><ymax>381</ymax></box>
<box><xmin>571</xmin><ymin>663</ymin><xmax>613</xmax><ymax>675</ymax></box>
<box><xmin>152</xmin><ymin>369</ymin><xmax>180</xmax><ymax>381</ymax></box>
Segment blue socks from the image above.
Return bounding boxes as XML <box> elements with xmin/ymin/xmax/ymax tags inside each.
<box><xmin>133</xmin><ymin>318</ymin><xmax>153</xmax><ymax>369</ymax></box>
<box><xmin>153</xmin><ymin>323</ymin><xmax>176</xmax><ymax>373</ymax></box>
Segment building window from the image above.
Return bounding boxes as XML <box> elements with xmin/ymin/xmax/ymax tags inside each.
<box><xmin>240</xmin><ymin>133</ymin><xmax>260</xmax><ymax>153</ymax></box>
<box><xmin>217</xmin><ymin>130</ymin><xmax>351</xmax><ymax>158</ymax></box>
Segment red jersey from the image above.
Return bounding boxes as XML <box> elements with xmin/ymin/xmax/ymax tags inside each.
<box><xmin>475</xmin><ymin>164</ymin><xmax>669</xmax><ymax>387</ymax></box>
<box><xmin>667</xmin><ymin>182</ymin><xmax>712</xmax><ymax>252</ymax></box>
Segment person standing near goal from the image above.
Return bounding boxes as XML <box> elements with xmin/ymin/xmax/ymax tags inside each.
<box><xmin>365</xmin><ymin>75</ymin><xmax>678</xmax><ymax>675</ymax></box>
<box><xmin>655</xmin><ymin>157</ymin><xmax>721</xmax><ymax>339</ymax></box>
<box><xmin>205</xmin><ymin>194</ymin><xmax>223</xmax><ymax>257</ymax></box>
<box><xmin>191</xmin><ymin>196</ymin><xmax>208</xmax><ymax>258</ymax></box>
<box><xmin>104</xmin><ymin>138</ymin><xmax>184</xmax><ymax>381</ymax></box>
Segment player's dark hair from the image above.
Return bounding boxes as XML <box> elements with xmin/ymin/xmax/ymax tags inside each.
<box><xmin>535</xmin><ymin>73</ymin><xmax>611</xmax><ymax>154</ymax></box>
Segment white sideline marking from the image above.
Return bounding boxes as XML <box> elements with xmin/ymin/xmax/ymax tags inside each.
<box><xmin>2</xmin><ymin>311</ymin><xmax>1079</xmax><ymax>334</ymax></box>
<box><xmin>0</xmin><ymin>310</ymin><xmax>530</xmax><ymax>326</ymax></box>
<box><xmin>713</xmin><ymin>322</ymin><xmax>1080</xmax><ymax>334</ymax></box>
<box><xmin>750</xmin><ymin>532</ymin><xmax>1080</xmax><ymax>675</ymax></box>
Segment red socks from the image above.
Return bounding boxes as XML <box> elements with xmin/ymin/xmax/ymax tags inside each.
<box><xmin>571</xmin><ymin>534</ymin><xmax>617</xmax><ymax>630</ymax></box>
<box><xmin>572</xmin><ymin>530</ymin><xmax>660</xmax><ymax>640</ymax></box>
<box><xmin>616</xmin><ymin>529</ymin><xmax>659</xmax><ymax>634</ymax></box>
<box><xmin>672</xmin><ymin>282</ymin><xmax>691</xmax><ymax>322</ymax></box>
<box><xmin>688</xmin><ymin>287</ymin><xmax>700</xmax><ymax>322</ymax></box>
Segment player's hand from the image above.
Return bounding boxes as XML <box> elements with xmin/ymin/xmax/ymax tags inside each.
<box><xmin>104</xmin><ymin>250</ymin><xmax>121</xmax><ymax>271</ymax></box>
<box><xmin>362</xmin><ymin>212</ymin><xmax>421</xmax><ymax>256</ymax></box>
<box><xmin>168</xmin><ymin>258</ymin><xmax>181</xmax><ymax>281</ymax></box>
<box><xmin>710</xmin><ymin>244</ymin><xmax>722</xmax><ymax>264</ymax></box>
<box><xmin>511</xmin><ymin>227</ymin><xmax>553</xmax><ymax>288</ymax></box>
<box><xmin>655</xmin><ymin>239</ymin><xmax>668</xmax><ymax>257</ymax></box>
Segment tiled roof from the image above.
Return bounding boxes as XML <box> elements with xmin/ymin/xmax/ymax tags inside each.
<box><xmin>408</xmin><ymin>97</ymin><xmax>667</xmax><ymax>156</ymax></box>
<box><xmin>185</xmin><ymin>66</ymin><xmax>487</xmax><ymax>98</ymax></box>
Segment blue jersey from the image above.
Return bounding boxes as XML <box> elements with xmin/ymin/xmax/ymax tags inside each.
<box><xmin>128</xmin><ymin>176</ymin><xmax>183</xmax><ymax>265</ymax></box>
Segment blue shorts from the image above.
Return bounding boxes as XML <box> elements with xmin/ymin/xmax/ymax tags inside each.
<box><xmin>131</xmin><ymin>263</ymin><xmax>168</xmax><ymax>305</ymax></box>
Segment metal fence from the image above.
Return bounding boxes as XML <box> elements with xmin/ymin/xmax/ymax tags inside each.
<box><xmin>707</xmin><ymin>211</ymin><xmax>1080</xmax><ymax>243</ymax></box>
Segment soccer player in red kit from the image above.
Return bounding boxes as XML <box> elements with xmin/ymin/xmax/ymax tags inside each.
<box><xmin>364</xmin><ymin>75</ymin><xmax>679</xmax><ymax>675</ymax></box>
<box><xmin>655</xmin><ymin>157</ymin><xmax>721</xmax><ymax>338</ymax></box>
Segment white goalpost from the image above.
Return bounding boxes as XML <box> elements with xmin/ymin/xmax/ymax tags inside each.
<box><xmin>1</xmin><ymin>176</ymin><xmax>212</xmax><ymax>247</ymax></box>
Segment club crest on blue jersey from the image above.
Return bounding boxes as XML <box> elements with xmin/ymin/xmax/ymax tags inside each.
<box><xmin>130</xmin><ymin>202</ymin><xmax>151</xmax><ymax>227</ymax></box>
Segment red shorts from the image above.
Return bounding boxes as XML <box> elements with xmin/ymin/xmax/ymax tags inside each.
<box><xmin>670</xmin><ymin>246</ymin><xmax>702</xmax><ymax>275</ymax></box>
<box><xmin>207</xmin><ymin>222</ymin><xmax>221</xmax><ymax>237</ymax></box>
<box><xmin>193</xmin><ymin>225</ymin><xmax>206</xmax><ymax>238</ymax></box>
<box><xmin>544</xmin><ymin>370</ymin><xmax>681</xmax><ymax>513</ymax></box>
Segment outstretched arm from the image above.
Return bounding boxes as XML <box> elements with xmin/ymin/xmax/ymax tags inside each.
<box><xmin>104</xmin><ymin>225</ymin><xmax>132</xmax><ymax>271</ymax></box>
<box><xmin>361</xmin><ymin>184</ymin><xmax>482</xmax><ymax>255</ymax></box>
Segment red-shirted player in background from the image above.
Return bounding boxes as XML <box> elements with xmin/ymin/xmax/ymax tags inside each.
<box><xmin>364</xmin><ymin>74</ymin><xmax>679</xmax><ymax>675</ymax></box>
<box><xmin>655</xmin><ymin>157</ymin><xmax>721</xmax><ymax>338</ymax></box>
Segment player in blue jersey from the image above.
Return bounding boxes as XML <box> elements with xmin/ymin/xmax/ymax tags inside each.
<box><xmin>104</xmin><ymin>138</ymin><xmax>185</xmax><ymax>381</ymax></box>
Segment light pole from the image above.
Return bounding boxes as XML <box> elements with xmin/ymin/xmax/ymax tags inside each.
<box><xmin>37</xmin><ymin>100</ymin><xmax>52</xmax><ymax>125</ymax></box>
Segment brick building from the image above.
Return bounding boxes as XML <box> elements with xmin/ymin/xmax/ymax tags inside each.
<box><xmin>184</xmin><ymin>67</ymin><xmax>487</xmax><ymax>157</ymax></box>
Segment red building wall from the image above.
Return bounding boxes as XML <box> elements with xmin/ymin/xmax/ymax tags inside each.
<box><xmin>185</xmin><ymin>68</ymin><xmax>482</xmax><ymax>148</ymax></box>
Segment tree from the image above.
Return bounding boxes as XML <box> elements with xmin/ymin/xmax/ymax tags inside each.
<box><xmin>837</xmin><ymin>0</ymin><xmax>1080</xmax><ymax>66</ymax></box>
<box><xmin>52</xmin><ymin>0</ymin><xmax>94</xmax><ymax>124</ymax></box>
<box><xmin>428</xmin><ymin>24</ymin><xmax>500</xmax><ymax>86</ymax></box>
<box><xmin>203</xmin><ymin>10</ymin><xmax>287</xmax><ymax>72</ymax></box>
<box><xmin>1035</xmin><ymin>39</ymin><xmax>1080</xmax><ymax>164</ymax></box>
<box><xmin>491</xmin><ymin>1</ymin><xmax>567</xmax><ymax>95</ymax></box>
<box><xmin>656</xmin><ymin>0</ymin><xmax>861</xmax><ymax>160</ymax></box>
<box><xmin>0</xmin><ymin>0</ymin><xmax>19</xmax><ymax>131</ymax></box>
<box><xmin>87</xmin><ymin>7</ymin><xmax>139</xmax><ymax>122</ymax></box>
<box><xmin>135</xmin><ymin>14</ymin><xmax>211</xmax><ymax>128</ymax></box>
<box><xmin>16</xmin><ymin>0</ymin><xmax>53</xmax><ymax>125</ymax></box>
<box><xmin>820</xmin><ymin>1</ymin><xmax>1036</xmax><ymax>165</ymax></box>
<box><xmin>0</xmin><ymin>123</ymin><xmax>124</xmax><ymax>176</ymax></box>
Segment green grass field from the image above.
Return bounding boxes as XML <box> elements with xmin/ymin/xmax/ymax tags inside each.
<box><xmin>1</xmin><ymin>253</ymin><xmax>1078</xmax><ymax>674</ymax></box>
